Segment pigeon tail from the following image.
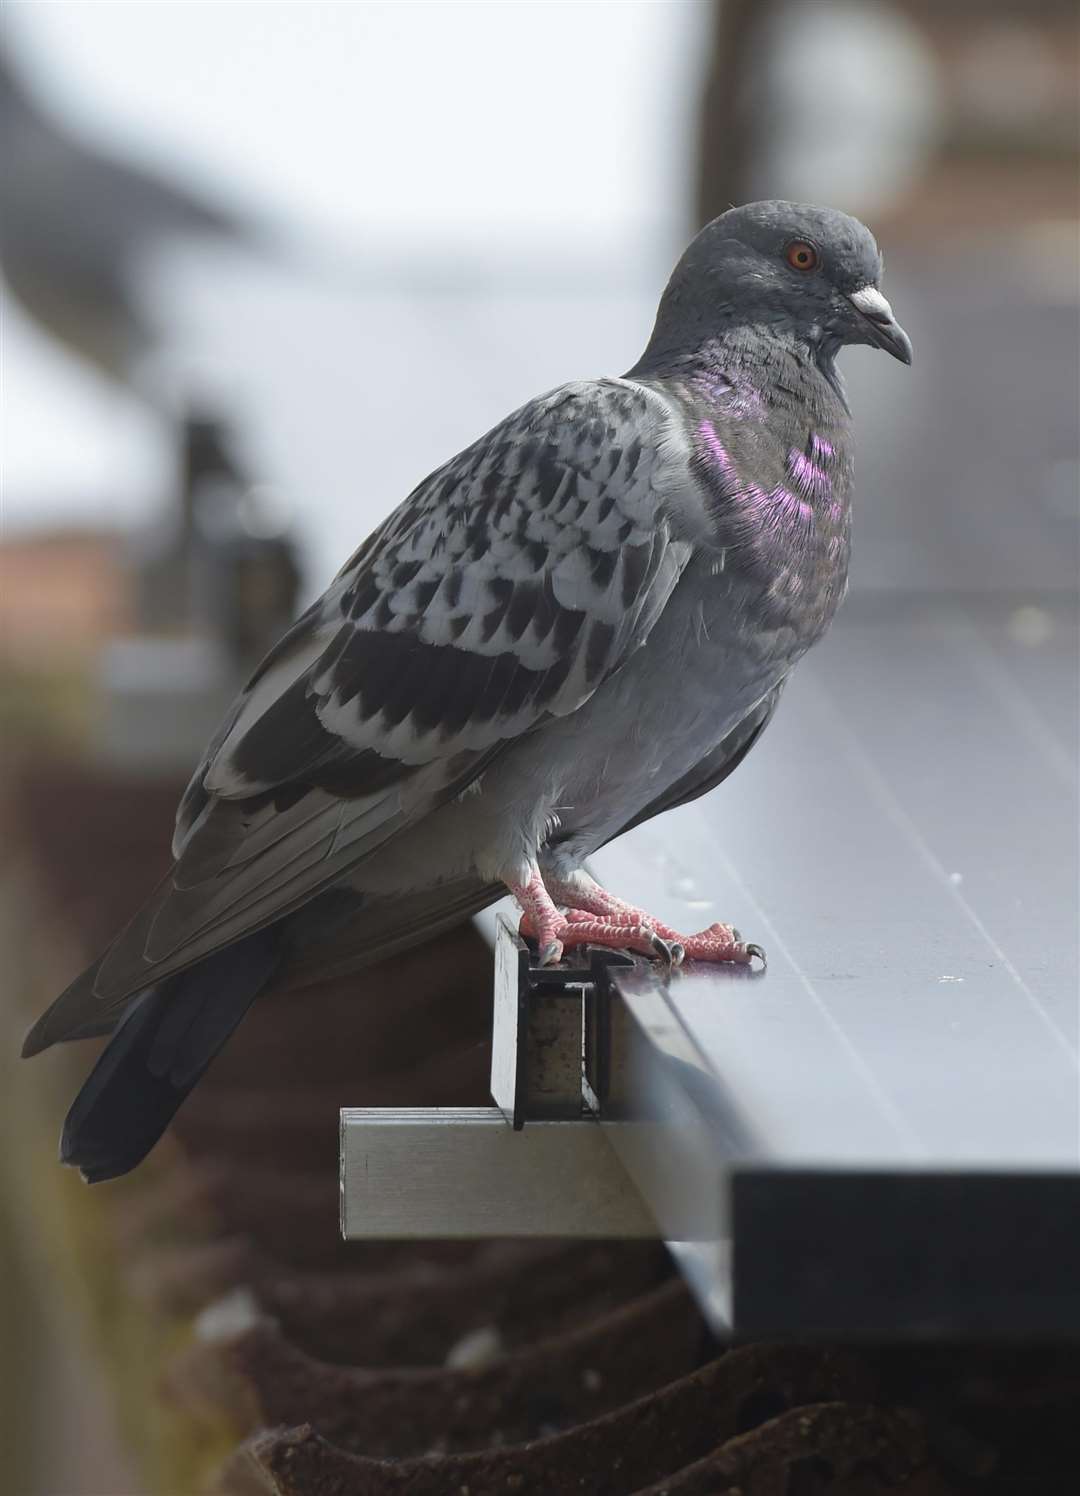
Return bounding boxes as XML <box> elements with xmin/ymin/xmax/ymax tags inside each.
<box><xmin>60</xmin><ymin>928</ymin><xmax>282</xmax><ymax>1183</ymax></box>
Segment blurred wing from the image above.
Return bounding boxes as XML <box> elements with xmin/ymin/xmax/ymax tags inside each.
<box><xmin>84</xmin><ymin>377</ymin><xmax>693</xmax><ymax>1006</ymax></box>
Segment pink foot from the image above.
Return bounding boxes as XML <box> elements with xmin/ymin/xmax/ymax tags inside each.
<box><xmin>519</xmin><ymin>908</ymin><xmax>675</xmax><ymax>963</ymax></box>
<box><xmin>548</xmin><ymin>875</ymin><xmax>761</xmax><ymax>964</ymax></box>
<box><xmin>560</xmin><ymin>908</ymin><xmax>757</xmax><ymax>965</ymax></box>
<box><xmin>509</xmin><ymin>871</ymin><xmax>764</xmax><ymax>968</ymax></box>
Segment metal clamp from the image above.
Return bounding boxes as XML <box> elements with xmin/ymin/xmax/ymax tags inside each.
<box><xmin>491</xmin><ymin>915</ymin><xmax>638</xmax><ymax>1127</ymax></box>
<box><xmin>340</xmin><ymin>917</ymin><xmax>657</xmax><ymax>1241</ymax></box>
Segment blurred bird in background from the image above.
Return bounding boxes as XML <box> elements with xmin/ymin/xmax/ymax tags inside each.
<box><xmin>0</xmin><ymin>28</ymin><xmax>303</xmax><ymax>697</ymax></box>
<box><xmin>132</xmin><ymin>412</ymin><xmax>302</xmax><ymax>673</ymax></box>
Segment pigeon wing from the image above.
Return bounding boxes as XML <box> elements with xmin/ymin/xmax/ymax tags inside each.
<box><xmin>81</xmin><ymin>377</ymin><xmax>694</xmax><ymax>1009</ymax></box>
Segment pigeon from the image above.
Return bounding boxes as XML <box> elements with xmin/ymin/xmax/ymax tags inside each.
<box><xmin>22</xmin><ymin>200</ymin><xmax>912</xmax><ymax>1182</ymax></box>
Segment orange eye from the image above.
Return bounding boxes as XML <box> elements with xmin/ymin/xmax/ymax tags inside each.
<box><xmin>786</xmin><ymin>241</ymin><xmax>818</xmax><ymax>271</ymax></box>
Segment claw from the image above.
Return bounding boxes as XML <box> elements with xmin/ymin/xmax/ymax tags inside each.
<box><xmin>538</xmin><ymin>940</ymin><xmax>564</xmax><ymax>968</ymax></box>
<box><xmin>746</xmin><ymin>942</ymin><xmax>767</xmax><ymax>970</ymax></box>
<box><xmin>650</xmin><ymin>932</ymin><xmax>679</xmax><ymax>965</ymax></box>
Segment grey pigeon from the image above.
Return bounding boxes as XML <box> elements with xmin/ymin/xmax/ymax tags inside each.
<box><xmin>0</xmin><ymin>40</ymin><xmax>247</xmax><ymax>384</ymax></box>
<box><xmin>22</xmin><ymin>200</ymin><xmax>912</xmax><ymax>1181</ymax></box>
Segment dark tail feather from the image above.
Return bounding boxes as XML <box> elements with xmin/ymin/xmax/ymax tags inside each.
<box><xmin>60</xmin><ymin>928</ymin><xmax>282</xmax><ymax>1183</ymax></box>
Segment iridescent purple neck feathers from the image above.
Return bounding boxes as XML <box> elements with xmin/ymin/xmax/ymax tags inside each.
<box><xmin>787</xmin><ymin>435</ymin><xmax>834</xmax><ymax>501</ymax></box>
<box><xmin>697</xmin><ymin>417</ymin><xmax>836</xmax><ymax>535</ymax></box>
<box><xmin>689</xmin><ymin>387</ymin><xmax>850</xmax><ymax>536</ymax></box>
<box><xmin>645</xmin><ymin>341</ymin><xmax>856</xmax><ymax>642</ymax></box>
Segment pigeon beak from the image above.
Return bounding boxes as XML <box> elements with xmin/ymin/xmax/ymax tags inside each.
<box><xmin>848</xmin><ymin>285</ymin><xmax>913</xmax><ymax>365</ymax></box>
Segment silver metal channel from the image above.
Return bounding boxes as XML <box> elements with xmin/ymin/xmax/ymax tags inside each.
<box><xmin>340</xmin><ymin>1107</ymin><xmax>656</xmax><ymax>1239</ymax></box>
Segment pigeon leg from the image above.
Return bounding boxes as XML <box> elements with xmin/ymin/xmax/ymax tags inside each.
<box><xmin>508</xmin><ymin>870</ymin><xmax>674</xmax><ymax>967</ymax></box>
<box><xmin>543</xmin><ymin>870</ymin><xmax>763</xmax><ymax>967</ymax></box>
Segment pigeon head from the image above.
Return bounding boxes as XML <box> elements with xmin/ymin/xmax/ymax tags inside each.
<box><xmin>639</xmin><ymin>199</ymin><xmax>912</xmax><ymax>371</ymax></box>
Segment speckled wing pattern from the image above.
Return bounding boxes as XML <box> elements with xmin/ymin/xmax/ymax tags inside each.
<box><xmin>85</xmin><ymin>378</ymin><xmax>693</xmax><ymax>1006</ymax></box>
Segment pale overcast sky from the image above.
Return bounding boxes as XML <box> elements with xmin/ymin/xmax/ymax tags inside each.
<box><xmin>8</xmin><ymin>0</ymin><xmax>704</xmax><ymax>251</ymax></box>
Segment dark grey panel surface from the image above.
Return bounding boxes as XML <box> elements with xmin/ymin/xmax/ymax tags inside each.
<box><xmin>732</xmin><ymin>1169</ymin><xmax>1080</xmax><ymax>1341</ymax></box>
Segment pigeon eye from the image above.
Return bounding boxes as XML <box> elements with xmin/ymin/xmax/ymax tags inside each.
<box><xmin>785</xmin><ymin>241</ymin><xmax>818</xmax><ymax>272</ymax></box>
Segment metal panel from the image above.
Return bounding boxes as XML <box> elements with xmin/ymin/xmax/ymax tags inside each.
<box><xmin>588</xmin><ymin>593</ymin><xmax>1080</xmax><ymax>1336</ymax></box>
<box><xmin>592</xmin><ymin>594</ymin><xmax>1079</xmax><ymax>1171</ymax></box>
<box><xmin>340</xmin><ymin>1108</ymin><xmax>656</xmax><ymax>1240</ymax></box>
